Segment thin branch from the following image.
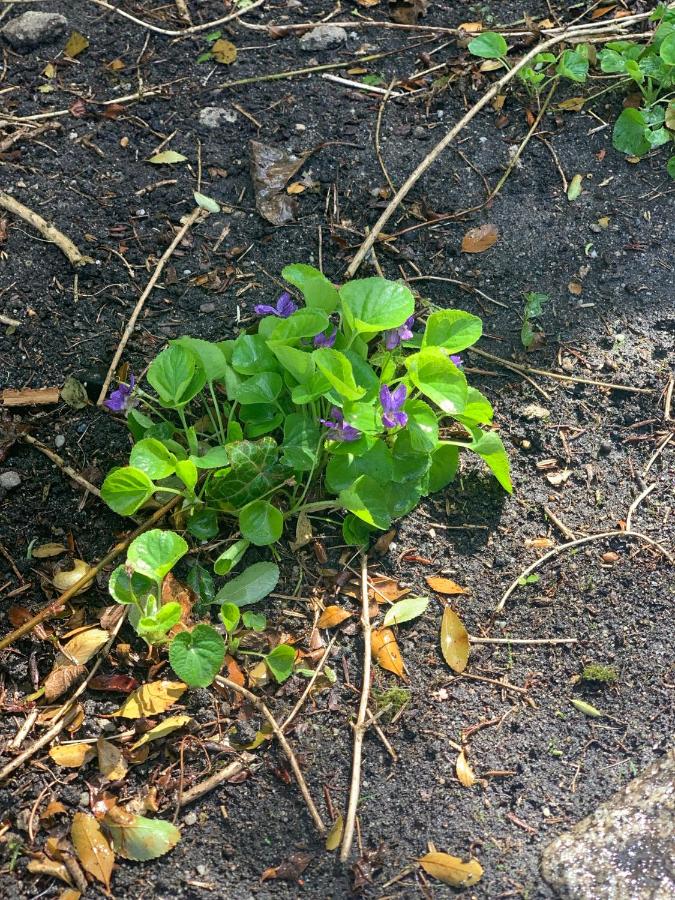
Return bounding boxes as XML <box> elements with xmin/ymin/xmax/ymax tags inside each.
<box><xmin>215</xmin><ymin>676</ymin><xmax>326</xmax><ymax>835</ymax></box>
<box><xmin>469</xmin><ymin>636</ymin><xmax>578</xmax><ymax>645</ymax></box>
<box><xmin>340</xmin><ymin>554</ymin><xmax>372</xmax><ymax>862</ymax></box>
<box><xmin>0</xmin><ymin>495</ymin><xmax>180</xmax><ymax>651</ymax></box>
<box><xmin>495</xmin><ymin>530</ymin><xmax>673</xmax><ymax>613</ymax></box>
<box><xmin>179</xmin><ymin>754</ymin><xmax>256</xmax><ymax>806</ymax></box>
<box><xmin>88</xmin><ymin>0</ymin><xmax>265</xmax><ymax>36</ymax></box>
<box><xmin>22</xmin><ymin>434</ymin><xmax>101</xmax><ymax>497</ymax></box>
<box><xmin>544</xmin><ymin>506</ymin><xmax>576</xmax><ymax>540</ymax></box>
<box><xmin>643</xmin><ymin>432</ymin><xmax>673</xmax><ymax>477</ymax></box>
<box><xmin>625</xmin><ymin>483</ymin><xmax>656</xmax><ymax>532</ymax></box>
<box><xmin>281</xmin><ymin>637</ymin><xmax>336</xmax><ymax>732</ymax></box>
<box><xmin>97</xmin><ymin>207</ymin><xmax>204</xmax><ymax>405</ymax></box>
<box><xmin>0</xmin><ymin>191</ymin><xmax>90</xmax><ymax>268</ymax></box>
<box><xmin>0</xmin><ymin>707</ymin><xmax>79</xmax><ymax>783</ymax></box>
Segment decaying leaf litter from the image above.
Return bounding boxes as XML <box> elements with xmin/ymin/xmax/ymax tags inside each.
<box><xmin>0</xmin><ymin>0</ymin><xmax>674</xmax><ymax>896</ymax></box>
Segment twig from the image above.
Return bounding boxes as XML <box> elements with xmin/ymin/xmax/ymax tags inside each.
<box><xmin>0</xmin><ymin>314</ymin><xmax>20</xmax><ymax>327</ymax></box>
<box><xmin>664</xmin><ymin>375</ymin><xmax>673</xmax><ymax>422</ymax></box>
<box><xmin>340</xmin><ymin>554</ymin><xmax>372</xmax><ymax>863</ymax></box>
<box><xmin>457</xmin><ymin>672</ymin><xmax>529</xmax><ymax>694</ymax></box>
<box><xmin>0</xmin><ymin>496</ymin><xmax>180</xmax><ymax>651</ymax></box>
<box><xmin>179</xmin><ymin>755</ymin><xmax>256</xmax><ymax>806</ymax></box>
<box><xmin>343</xmin><ymin>15</ymin><xmax>661</xmax><ymax>279</ymax></box>
<box><xmin>0</xmin><ymin>387</ymin><xmax>60</xmax><ymax>406</ymax></box>
<box><xmin>470</xmin><ymin>347</ymin><xmax>653</xmax><ymax>394</ymax></box>
<box><xmin>406</xmin><ymin>274</ymin><xmax>508</xmax><ymax>309</ymax></box>
<box><xmin>97</xmin><ymin>207</ymin><xmax>204</xmax><ymax>405</ymax></box>
<box><xmin>643</xmin><ymin>432</ymin><xmax>673</xmax><ymax>477</ymax></box>
<box><xmin>366</xmin><ymin>707</ymin><xmax>398</xmax><ymax>762</ymax></box>
<box><xmin>0</xmin><ymin>707</ymin><xmax>79</xmax><ymax>784</ymax></box>
<box><xmin>8</xmin><ymin>709</ymin><xmax>38</xmax><ymax>751</ymax></box>
<box><xmin>375</xmin><ymin>79</ymin><xmax>398</xmax><ymax>195</ymax></box>
<box><xmin>281</xmin><ymin>637</ymin><xmax>336</xmax><ymax>731</ymax></box>
<box><xmin>89</xmin><ymin>0</ymin><xmax>264</xmax><ymax>36</ymax></box>
<box><xmin>625</xmin><ymin>483</ymin><xmax>656</xmax><ymax>532</ymax></box>
<box><xmin>490</xmin><ymin>80</ymin><xmax>559</xmax><ymax>199</ymax></box>
<box><xmin>0</xmin><ymin>121</ymin><xmax>61</xmax><ymax>154</ymax></box>
<box><xmin>469</xmin><ymin>636</ymin><xmax>577</xmax><ymax>646</ymax></box>
<box><xmin>544</xmin><ymin>506</ymin><xmax>576</xmax><ymax>540</ymax></box>
<box><xmin>215</xmin><ymin>676</ymin><xmax>326</xmax><ymax>835</ymax></box>
<box><xmin>0</xmin><ymin>191</ymin><xmax>90</xmax><ymax>268</ymax></box>
<box><xmin>22</xmin><ymin>434</ymin><xmax>101</xmax><ymax>498</ymax></box>
<box><xmin>495</xmin><ymin>530</ymin><xmax>673</xmax><ymax>613</ymax></box>
<box><xmin>321</xmin><ymin>73</ymin><xmax>404</xmax><ymax>97</ymax></box>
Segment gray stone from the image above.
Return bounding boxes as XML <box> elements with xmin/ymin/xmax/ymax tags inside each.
<box><xmin>0</xmin><ymin>471</ymin><xmax>21</xmax><ymax>491</ymax></box>
<box><xmin>183</xmin><ymin>811</ymin><xmax>198</xmax><ymax>826</ymax></box>
<box><xmin>1</xmin><ymin>12</ymin><xmax>68</xmax><ymax>52</ymax></box>
<box><xmin>299</xmin><ymin>25</ymin><xmax>347</xmax><ymax>52</ymax></box>
<box><xmin>198</xmin><ymin>106</ymin><xmax>237</xmax><ymax>129</ymax></box>
<box><xmin>541</xmin><ymin>750</ymin><xmax>675</xmax><ymax>900</ymax></box>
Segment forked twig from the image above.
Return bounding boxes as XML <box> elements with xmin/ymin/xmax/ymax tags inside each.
<box><xmin>340</xmin><ymin>554</ymin><xmax>372</xmax><ymax>862</ymax></box>
<box><xmin>0</xmin><ymin>496</ymin><xmax>180</xmax><ymax>651</ymax></box>
<box><xmin>22</xmin><ymin>434</ymin><xmax>101</xmax><ymax>498</ymax></box>
<box><xmin>97</xmin><ymin>207</ymin><xmax>205</xmax><ymax>405</ymax></box>
<box><xmin>89</xmin><ymin>0</ymin><xmax>264</xmax><ymax>36</ymax></box>
<box><xmin>215</xmin><ymin>676</ymin><xmax>326</xmax><ymax>834</ymax></box>
<box><xmin>0</xmin><ymin>191</ymin><xmax>90</xmax><ymax>268</ymax></box>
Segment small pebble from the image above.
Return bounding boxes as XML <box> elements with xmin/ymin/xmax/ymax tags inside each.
<box><xmin>599</xmin><ymin>441</ymin><xmax>612</xmax><ymax>455</ymax></box>
<box><xmin>0</xmin><ymin>471</ymin><xmax>21</xmax><ymax>490</ymax></box>
<box><xmin>199</xmin><ymin>302</ymin><xmax>216</xmax><ymax>313</ymax></box>
<box><xmin>413</xmin><ymin>125</ymin><xmax>427</xmax><ymax>139</ymax></box>
<box><xmin>79</xmin><ymin>792</ymin><xmax>90</xmax><ymax>807</ymax></box>
<box><xmin>196</xmin><ymin>865</ymin><xmax>207</xmax><ymax>876</ymax></box>
<box><xmin>183</xmin><ymin>811</ymin><xmax>198</xmax><ymax>826</ymax></box>
<box><xmin>55</xmin><ymin>434</ymin><xmax>65</xmax><ymax>449</ymax></box>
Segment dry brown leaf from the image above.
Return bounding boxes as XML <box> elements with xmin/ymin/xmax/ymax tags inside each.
<box><xmin>461</xmin><ymin>224</ymin><xmax>499</xmax><ymax>253</ymax></box>
<box><xmin>545</xmin><ymin>469</ymin><xmax>571</xmax><ymax>486</ymax></box>
<box><xmin>250</xmin><ymin>140</ymin><xmax>310</xmax><ymax>226</ymax></box>
<box><xmin>41</xmin><ymin>799</ymin><xmax>67</xmax><ymax>820</ymax></box>
<box><xmin>371</xmin><ymin>627</ymin><xmax>405</xmax><ymax>677</ymax></box>
<box><xmin>225</xmin><ymin>654</ymin><xmax>246</xmax><ymax>687</ymax></box>
<box><xmin>525</xmin><ymin>537</ymin><xmax>555</xmax><ymax>549</ymax></box>
<box><xmin>558</xmin><ymin>96</ymin><xmax>586</xmax><ymax>112</ymax></box>
<box><xmin>419</xmin><ymin>851</ymin><xmax>483</xmax><ymax>886</ymax></box>
<box><xmin>568</xmin><ymin>281</ymin><xmax>583</xmax><ymax>296</ymax></box>
<box><xmin>456</xmin><ymin>750</ymin><xmax>476</xmax><ymax>787</ymax></box>
<box><xmin>440</xmin><ymin>607</ymin><xmax>469</xmax><ymax>673</ymax></box>
<box><xmin>389</xmin><ymin>0</ymin><xmax>427</xmax><ymax>25</ymax></box>
<box><xmin>53</xmin><ymin>559</ymin><xmax>93</xmax><ymax>596</ymax></box>
<box><xmin>592</xmin><ymin>3</ymin><xmax>616</xmax><ymax>16</ymax></box>
<box><xmin>161</xmin><ymin>573</ymin><xmax>194</xmax><ymax>633</ymax></box>
<box><xmin>71</xmin><ymin>812</ymin><xmax>114</xmax><ymax>891</ymax></box>
<box><xmin>44</xmin><ymin>664</ymin><xmax>87</xmax><ymax>702</ymax></box>
<box><xmin>97</xmin><ymin>738</ymin><xmax>129</xmax><ymax>782</ymax></box>
<box><xmin>480</xmin><ymin>58</ymin><xmax>503</xmax><ymax>72</ymax></box>
<box><xmin>57</xmin><ymin>628</ymin><xmax>109</xmax><ymax>666</ymax></box>
<box><xmin>289</xmin><ymin>510</ymin><xmax>313</xmax><ymax>551</ymax></box>
<box><xmin>356</xmin><ymin>0</ymin><xmax>380</xmax><ymax>6</ymax></box>
<box><xmin>113</xmin><ymin>681</ymin><xmax>186</xmax><ymax>718</ymax></box>
<box><xmin>64</xmin><ymin>32</ymin><xmax>89</xmax><ymax>59</ymax></box>
<box><xmin>32</xmin><ymin>542</ymin><xmax>67</xmax><ymax>558</ymax></box>
<box><xmin>211</xmin><ymin>39</ymin><xmax>237</xmax><ymax>64</ymax></box>
<box><xmin>459</xmin><ymin>21</ymin><xmax>483</xmax><ymax>32</ymax></box>
<box><xmin>261</xmin><ymin>851</ymin><xmax>312</xmax><ymax>882</ymax></box>
<box><xmin>27</xmin><ymin>854</ymin><xmax>73</xmax><ymax>886</ymax></box>
<box><xmin>425</xmin><ymin>576</ymin><xmax>468</xmax><ymax>596</ymax></box>
<box><xmin>369</xmin><ymin>576</ymin><xmax>410</xmax><ymax>603</ymax></box>
<box><xmin>58</xmin><ymin>889</ymin><xmax>82</xmax><ymax>900</ymax></box>
<box><xmin>286</xmin><ymin>182</ymin><xmax>305</xmax><ymax>195</ymax></box>
<box><xmin>317</xmin><ymin>606</ymin><xmax>352</xmax><ymax>629</ymax></box>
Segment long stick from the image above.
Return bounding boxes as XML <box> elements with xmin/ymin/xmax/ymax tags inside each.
<box><xmin>340</xmin><ymin>554</ymin><xmax>372</xmax><ymax>862</ymax></box>
<box><xmin>22</xmin><ymin>434</ymin><xmax>101</xmax><ymax>497</ymax></box>
<box><xmin>343</xmin><ymin>14</ymin><xmax>658</xmax><ymax>279</ymax></box>
<box><xmin>0</xmin><ymin>707</ymin><xmax>78</xmax><ymax>783</ymax></box>
<box><xmin>97</xmin><ymin>207</ymin><xmax>204</xmax><ymax>405</ymax></box>
<box><xmin>495</xmin><ymin>530</ymin><xmax>673</xmax><ymax>613</ymax></box>
<box><xmin>0</xmin><ymin>191</ymin><xmax>90</xmax><ymax>268</ymax></box>
<box><xmin>0</xmin><ymin>496</ymin><xmax>180</xmax><ymax>651</ymax></box>
<box><xmin>89</xmin><ymin>0</ymin><xmax>265</xmax><ymax>36</ymax></box>
<box><xmin>215</xmin><ymin>676</ymin><xmax>326</xmax><ymax>834</ymax></box>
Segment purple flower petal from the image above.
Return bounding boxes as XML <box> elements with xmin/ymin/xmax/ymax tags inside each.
<box><xmin>254</xmin><ymin>303</ymin><xmax>277</xmax><ymax>316</ymax></box>
<box><xmin>390</xmin><ymin>383</ymin><xmax>407</xmax><ymax>409</ymax></box>
<box><xmin>384</xmin><ymin>329</ymin><xmax>400</xmax><ymax>350</ymax></box>
<box><xmin>450</xmin><ymin>354</ymin><xmax>463</xmax><ymax>367</ymax></box>
<box><xmin>277</xmin><ymin>291</ymin><xmax>297</xmax><ymax>318</ymax></box>
<box><xmin>313</xmin><ymin>327</ymin><xmax>337</xmax><ymax>348</ymax></box>
<box><xmin>320</xmin><ymin>408</ymin><xmax>361</xmax><ymax>442</ymax></box>
<box><xmin>104</xmin><ymin>378</ymin><xmax>135</xmax><ymax>414</ymax></box>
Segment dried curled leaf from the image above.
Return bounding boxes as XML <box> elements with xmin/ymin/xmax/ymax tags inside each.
<box><xmin>49</xmin><ymin>742</ymin><xmax>95</xmax><ymax>768</ymax></box>
<box><xmin>440</xmin><ymin>607</ymin><xmax>469</xmax><ymax>673</ymax></box>
<box><xmin>113</xmin><ymin>681</ymin><xmax>186</xmax><ymax>718</ymax></box>
<box><xmin>58</xmin><ymin>628</ymin><xmax>109</xmax><ymax>666</ymax></box>
<box><xmin>26</xmin><ymin>854</ymin><xmax>72</xmax><ymax>886</ymax></box>
<box><xmin>371</xmin><ymin>627</ymin><xmax>405</xmax><ymax>677</ymax></box>
<box><xmin>456</xmin><ymin>749</ymin><xmax>476</xmax><ymax>787</ymax></box>
<box><xmin>97</xmin><ymin>738</ymin><xmax>129</xmax><ymax>782</ymax></box>
<box><xmin>53</xmin><ymin>559</ymin><xmax>93</xmax><ymax>596</ymax></box>
<box><xmin>71</xmin><ymin>812</ymin><xmax>114</xmax><ymax>890</ymax></box>
<box><xmin>32</xmin><ymin>542</ymin><xmax>67</xmax><ymax>559</ymax></box>
<box><xmin>461</xmin><ymin>223</ymin><xmax>499</xmax><ymax>253</ymax></box>
<box><xmin>317</xmin><ymin>606</ymin><xmax>352</xmax><ymax>629</ymax></box>
<box><xmin>44</xmin><ymin>664</ymin><xmax>87</xmax><ymax>702</ymax></box>
<box><xmin>419</xmin><ymin>851</ymin><xmax>483</xmax><ymax>886</ymax></box>
<box><xmin>131</xmin><ymin>715</ymin><xmax>192</xmax><ymax>750</ymax></box>
<box><xmin>211</xmin><ymin>39</ymin><xmax>237</xmax><ymax>64</ymax></box>
<box><xmin>250</xmin><ymin>140</ymin><xmax>310</xmax><ymax>226</ymax></box>
<box><xmin>425</xmin><ymin>576</ymin><xmax>468</xmax><ymax>596</ymax></box>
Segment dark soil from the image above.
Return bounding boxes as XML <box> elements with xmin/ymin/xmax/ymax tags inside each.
<box><xmin>1</xmin><ymin>1</ymin><xmax>673</xmax><ymax>897</ymax></box>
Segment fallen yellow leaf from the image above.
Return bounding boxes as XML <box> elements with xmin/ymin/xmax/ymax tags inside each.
<box><xmin>317</xmin><ymin>606</ymin><xmax>352</xmax><ymax>629</ymax></box>
<box><xmin>97</xmin><ymin>738</ymin><xmax>129</xmax><ymax>782</ymax></box>
<box><xmin>371</xmin><ymin>627</ymin><xmax>405</xmax><ymax>677</ymax></box>
<box><xmin>113</xmin><ymin>681</ymin><xmax>187</xmax><ymax>718</ymax></box>
<box><xmin>425</xmin><ymin>576</ymin><xmax>468</xmax><ymax>596</ymax></box>
<box><xmin>456</xmin><ymin>749</ymin><xmax>476</xmax><ymax>787</ymax></box>
<box><xmin>419</xmin><ymin>851</ymin><xmax>483</xmax><ymax>886</ymax></box>
<box><xmin>440</xmin><ymin>607</ymin><xmax>469</xmax><ymax>673</ymax></box>
<box><xmin>131</xmin><ymin>715</ymin><xmax>192</xmax><ymax>750</ymax></box>
<box><xmin>49</xmin><ymin>743</ymin><xmax>95</xmax><ymax>767</ymax></box>
<box><xmin>71</xmin><ymin>812</ymin><xmax>114</xmax><ymax>890</ymax></box>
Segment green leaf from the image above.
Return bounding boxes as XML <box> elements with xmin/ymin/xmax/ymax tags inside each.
<box><xmin>392</xmin><ymin>430</ymin><xmax>431</xmax><ymax>485</ymax></box>
<box><xmin>468</xmin><ymin>428</ymin><xmax>512</xmax><ymax>493</ymax></box>
<box><xmin>219</xmin><ymin>602</ymin><xmax>240</xmax><ymax>632</ymax></box>
<box><xmin>282</xmin><ymin>263</ymin><xmax>340</xmax><ymax>312</ymax></box>
<box><xmin>270</xmin><ymin>343</ymin><xmax>315</xmax><ymax>383</ymax></box>
<box><xmin>405</xmin><ymin>399</ymin><xmax>439</xmax><ymax>452</ymax></box>
<box><xmin>383</xmin><ymin>595</ymin><xmax>429</xmax><ymax>627</ymax></box>
<box><xmin>186</xmin><ymin>562</ymin><xmax>215</xmax><ymax>613</ymax></box>
<box><xmin>269</xmin><ymin>308</ymin><xmax>329</xmax><ymax>342</ymax></box>
<box><xmin>169</xmin><ymin>624</ymin><xmax>225</xmax><ymax>687</ymax></box>
<box><xmin>281</xmin><ymin>412</ymin><xmax>320</xmax><ymax>471</ymax></box>
<box><xmin>215</xmin><ymin>561</ymin><xmax>280</xmax><ymax>607</ymax></box>
<box><xmin>339</xmin><ymin>277</ymin><xmax>415</xmax><ymax>335</ymax></box>
<box><xmin>175</xmin><ymin>459</ymin><xmax>198</xmax><ymax>492</ymax></box>
<box><xmin>567</xmin><ymin>173</ymin><xmax>583</xmax><ymax>202</ymax></box>
<box><xmin>129</xmin><ymin>439</ymin><xmax>177</xmax><ymax>480</ymax></box>
<box><xmin>101</xmin><ymin>467</ymin><xmax>156</xmax><ymax>516</ymax></box>
<box><xmin>468</xmin><ymin>32</ymin><xmax>508</xmax><ymax>59</ymax></box>
<box><xmin>326</xmin><ymin>441</ymin><xmax>393</xmax><ymax>494</ymax></box>
<box><xmin>265</xmin><ymin>644</ymin><xmax>295</xmax><ymax>683</ymax></box>
<box><xmin>613</xmin><ymin>108</ymin><xmax>650</xmax><ymax>156</ymax></box>
<box><xmin>557</xmin><ymin>49</ymin><xmax>588</xmax><ymax>82</ymax></box>
<box><xmin>235</xmin><ymin>372</ymin><xmax>283</xmax><ymax>405</ymax></box>
<box><xmin>154</xmin><ymin>602</ymin><xmax>182</xmax><ymax>631</ymax></box>
<box><xmin>147</xmin><ymin>150</ymin><xmax>187</xmax><ymax>165</ymax></box>
<box><xmin>659</xmin><ymin>31</ymin><xmax>675</xmax><ymax>63</ymax></box>
<box><xmin>313</xmin><ymin>348</ymin><xmax>366</xmax><ymax>401</ymax></box>
<box><xmin>127</xmin><ymin>408</ymin><xmax>154</xmax><ymax>441</ymax></box>
<box><xmin>667</xmin><ymin>156</ymin><xmax>675</xmax><ymax>180</ymax></box>
<box><xmin>147</xmin><ymin>344</ymin><xmax>205</xmax><ymax>407</ymax></box>
<box><xmin>599</xmin><ymin>48</ymin><xmax>627</xmax><ymax>74</ymax></box>
<box><xmin>239</xmin><ymin>500</ymin><xmax>284</xmax><ymax>546</ymax></box>
<box><xmin>342</xmin><ymin>514</ymin><xmax>374</xmax><ymax>547</ymax></box>
<box><xmin>193</xmin><ymin>191</ymin><xmax>220</xmax><ymax>213</ymax></box>
<box><xmin>231</xmin><ymin>334</ymin><xmax>279</xmax><ymax>375</ymax></box>
<box><xmin>406</xmin><ymin>348</ymin><xmax>468</xmax><ymax>415</ymax></box>
<box><xmin>173</xmin><ymin>337</ymin><xmax>229</xmax><ymax>382</ymax></box>
<box><xmin>428</xmin><ymin>443</ymin><xmax>460</xmax><ymax>493</ymax></box>
<box><xmin>104</xmin><ymin>810</ymin><xmax>181</xmax><ymax>861</ymax></box>
<box><xmin>422</xmin><ymin>309</ymin><xmax>482</xmax><ymax>353</ymax></box>
<box><xmin>339</xmin><ymin>474</ymin><xmax>392</xmax><ymax>530</ymax></box>
<box><xmin>208</xmin><ymin>438</ymin><xmax>284</xmax><ymax>508</ymax></box>
<box><xmin>239</xmin><ymin>404</ymin><xmax>284</xmax><ymax>438</ymax></box>
<box><xmin>190</xmin><ymin>446</ymin><xmax>230</xmax><ymax>469</ymax></box>
<box><xmin>242</xmin><ymin>610</ymin><xmax>266</xmax><ymax>631</ymax></box>
<box><xmin>109</xmin><ymin>566</ymin><xmax>154</xmax><ymax>605</ymax></box>
<box><xmin>214</xmin><ymin>539</ymin><xmax>250</xmax><ymax>575</ymax></box>
<box><xmin>457</xmin><ymin>386</ymin><xmax>494</xmax><ymax>425</ymax></box>
<box><xmin>186</xmin><ymin>506</ymin><xmax>218</xmax><ymax>540</ymax></box>
<box><xmin>127</xmin><ymin>529</ymin><xmax>189</xmax><ymax>582</ymax></box>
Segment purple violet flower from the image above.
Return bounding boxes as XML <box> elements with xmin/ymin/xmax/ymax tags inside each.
<box><xmin>254</xmin><ymin>291</ymin><xmax>298</xmax><ymax>318</ymax></box>
<box><xmin>313</xmin><ymin>327</ymin><xmax>337</xmax><ymax>349</ymax></box>
<box><xmin>384</xmin><ymin>315</ymin><xmax>414</xmax><ymax>350</ymax></box>
<box><xmin>450</xmin><ymin>354</ymin><xmax>463</xmax><ymax>367</ymax></box>
<box><xmin>104</xmin><ymin>375</ymin><xmax>136</xmax><ymax>413</ymax></box>
<box><xmin>380</xmin><ymin>383</ymin><xmax>408</xmax><ymax>429</ymax></box>
<box><xmin>320</xmin><ymin>407</ymin><xmax>361</xmax><ymax>442</ymax></box>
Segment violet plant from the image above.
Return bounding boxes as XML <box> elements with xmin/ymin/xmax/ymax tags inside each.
<box><xmin>101</xmin><ymin>266</ymin><xmax>512</xmax><ymax>685</ymax></box>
